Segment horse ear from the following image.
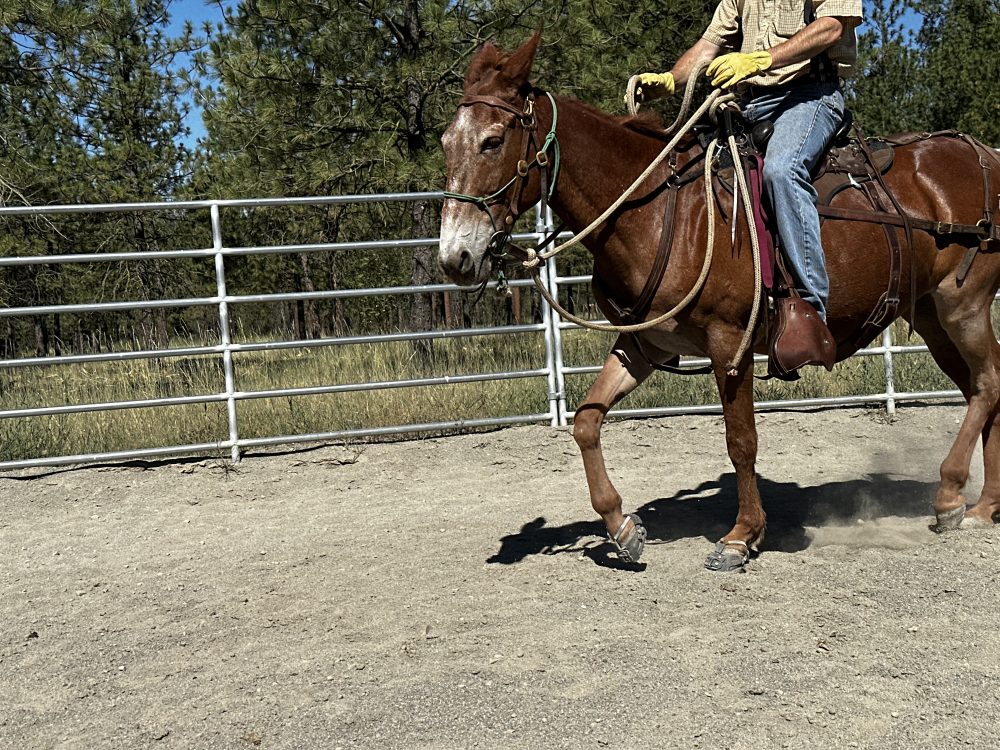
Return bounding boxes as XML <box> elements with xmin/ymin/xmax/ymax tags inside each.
<box><xmin>464</xmin><ymin>41</ymin><xmax>501</xmax><ymax>92</ymax></box>
<box><xmin>500</xmin><ymin>30</ymin><xmax>542</xmax><ymax>88</ymax></box>
<box><xmin>463</xmin><ymin>31</ymin><xmax>542</xmax><ymax>98</ymax></box>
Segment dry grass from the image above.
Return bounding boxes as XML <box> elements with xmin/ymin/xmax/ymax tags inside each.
<box><xmin>1</xmin><ymin>313</ymin><xmax>976</xmax><ymax>464</ymax></box>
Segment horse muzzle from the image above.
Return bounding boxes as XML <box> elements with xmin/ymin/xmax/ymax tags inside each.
<box><xmin>438</xmin><ymin>214</ymin><xmax>494</xmax><ymax>285</ymax></box>
<box><xmin>439</xmin><ymin>247</ymin><xmax>484</xmax><ymax>286</ymax></box>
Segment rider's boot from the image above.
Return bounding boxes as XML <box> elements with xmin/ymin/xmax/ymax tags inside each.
<box><xmin>767</xmin><ymin>296</ymin><xmax>836</xmax><ymax>380</ymax></box>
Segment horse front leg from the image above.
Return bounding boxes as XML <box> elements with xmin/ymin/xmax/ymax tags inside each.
<box><xmin>706</xmin><ymin>347</ymin><xmax>765</xmax><ymax>572</ymax></box>
<box><xmin>573</xmin><ymin>335</ymin><xmax>653</xmax><ymax>562</ymax></box>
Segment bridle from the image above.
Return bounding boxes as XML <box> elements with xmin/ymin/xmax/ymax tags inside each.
<box><xmin>442</xmin><ymin>90</ymin><xmax>562</xmax><ymax>286</ymax></box>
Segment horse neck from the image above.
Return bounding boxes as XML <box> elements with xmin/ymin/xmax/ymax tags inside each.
<box><xmin>540</xmin><ymin>94</ymin><xmax>691</xmax><ymax>258</ymax></box>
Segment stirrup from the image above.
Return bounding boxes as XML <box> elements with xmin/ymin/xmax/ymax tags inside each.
<box><xmin>767</xmin><ymin>297</ymin><xmax>836</xmax><ymax>379</ymax></box>
<box><xmin>609</xmin><ymin>513</ymin><xmax>646</xmax><ymax>563</ymax></box>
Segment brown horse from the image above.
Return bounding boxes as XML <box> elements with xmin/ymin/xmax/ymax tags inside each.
<box><xmin>438</xmin><ymin>33</ymin><xmax>1000</xmax><ymax>569</ymax></box>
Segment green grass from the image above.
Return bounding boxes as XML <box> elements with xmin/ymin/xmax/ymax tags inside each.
<box><xmin>0</xmin><ymin>314</ymin><xmax>975</xmax><ymax>464</ymax></box>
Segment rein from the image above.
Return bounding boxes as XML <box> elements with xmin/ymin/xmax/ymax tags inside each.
<box><xmin>525</xmin><ymin>107</ymin><xmax>762</xmax><ymax>373</ymax></box>
<box><xmin>521</xmin><ymin>68</ymin><xmax>721</xmax><ymax>268</ymax></box>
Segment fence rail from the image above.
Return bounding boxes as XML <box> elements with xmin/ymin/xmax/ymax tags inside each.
<box><xmin>0</xmin><ymin>193</ymin><xmax>983</xmax><ymax>471</ymax></box>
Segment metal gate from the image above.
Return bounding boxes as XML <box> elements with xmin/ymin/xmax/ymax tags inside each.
<box><xmin>0</xmin><ymin>193</ymin><xmax>975</xmax><ymax>471</ymax></box>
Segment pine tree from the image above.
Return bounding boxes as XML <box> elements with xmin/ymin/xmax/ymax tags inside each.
<box><xmin>913</xmin><ymin>0</ymin><xmax>1000</xmax><ymax>143</ymax></box>
<box><xmin>1</xmin><ymin>0</ymin><xmax>201</xmax><ymax>354</ymax></box>
<box><xmin>192</xmin><ymin>0</ymin><xmax>714</xmax><ymax>351</ymax></box>
<box><xmin>848</xmin><ymin>0</ymin><xmax>925</xmax><ymax>135</ymax></box>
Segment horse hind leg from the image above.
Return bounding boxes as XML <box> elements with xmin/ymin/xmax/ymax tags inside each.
<box><xmin>573</xmin><ymin>335</ymin><xmax>653</xmax><ymax>562</ymax></box>
<box><xmin>961</xmin><ymin>243</ymin><xmax>1000</xmax><ymax>526</ymax></box>
<box><xmin>916</xmin><ymin>264</ymin><xmax>1000</xmax><ymax>530</ymax></box>
<box><xmin>963</xmin><ymin>298</ymin><xmax>1000</xmax><ymax>526</ymax></box>
<box><xmin>906</xmin><ymin>295</ymin><xmax>973</xmax><ymax>529</ymax></box>
<box><xmin>963</xmin><ymin>399</ymin><xmax>1000</xmax><ymax>526</ymax></box>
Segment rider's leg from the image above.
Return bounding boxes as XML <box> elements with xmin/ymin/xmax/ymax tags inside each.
<box><xmin>745</xmin><ymin>81</ymin><xmax>844</xmax><ymax>321</ymax></box>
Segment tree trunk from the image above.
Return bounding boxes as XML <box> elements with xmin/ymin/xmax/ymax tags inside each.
<box><xmin>134</xmin><ymin>217</ymin><xmax>169</xmax><ymax>348</ymax></box>
<box><xmin>400</xmin><ymin>0</ymin><xmax>436</xmax><ymax>367</ymax></box>
<box><xmin>1</xmin><ymin>320</ymin><xmax>11</xmax><ymax>358</ymax></box>
<box><xmin>34</xmin><ymin>317</ymin><xmax>49</xmax><ymax>357</ymax></box>
<box><xmin>444</xmin><ymin>292</ymin><xmax>466</xmax><ymax>329</ymax></box>
<box><xmin>409</xmin><ymin>200</ymin><xmax>436</xmax><ymax>367</ymax></box>
<box><xmin>53</xmin><ymin>313</ymin><xmax>63</xmax><ymax>356</ymax></box>
<box><xmin>327</xmin><ymin>253</ymin><xmax>348</xmax><ymax>336</ymax></box>
<box><xmin>294</xmin><ymin>300</ymin><xmax>306</xmax><ymax>340</ymax></box>
<box><xmin>298</xmin><ymin>253</ymin><xmax>322</xmax><ymax>338</ymax></box>
<box><xmin>322</xmin><ymin>211</ymin><xmax>348</xmax><ymax>336</ymax></box>
<box><xmin>272</xmin><ymin>304</ymin><xmax>288</xmax><ymax>337</ymax></box>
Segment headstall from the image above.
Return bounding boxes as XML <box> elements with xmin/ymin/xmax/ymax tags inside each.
<box><xmin>442</xmin><ymin>90</ymin><xmax>562</xmax><ymax>290</ymax></box>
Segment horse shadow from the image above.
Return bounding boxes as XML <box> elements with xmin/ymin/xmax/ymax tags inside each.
<box><xmin>486</xmin><ymin>472</ymin><xmax>938</xmax><ymax>568</ymax></box>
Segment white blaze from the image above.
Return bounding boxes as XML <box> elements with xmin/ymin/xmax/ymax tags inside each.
<box><xmin>439</xmin><ymin>108</ymin><xmax>502</xmax><ymax>282</ymax></box>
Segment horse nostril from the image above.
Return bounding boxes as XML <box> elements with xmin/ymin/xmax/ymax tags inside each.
<box><xmin>458</xmin><ymin>250</ymin><xmax>473</xmax><ymax>275</ymax></box>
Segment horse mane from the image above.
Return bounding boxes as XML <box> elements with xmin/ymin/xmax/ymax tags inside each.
<box><xmin>622</xmin><ymin>112</ymin><xmax>677</xmax><ymax>142</ymax></box>
<box><xmin>548</xmin><ymin>93</ymin><xmax>681</xmax><ymax>144</ymax></box>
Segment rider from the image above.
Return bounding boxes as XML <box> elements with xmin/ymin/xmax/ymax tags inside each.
<box><xmin>631</xmin><ymin>0</ymin><xmax>863</xmax><ymax>329</ymax></box>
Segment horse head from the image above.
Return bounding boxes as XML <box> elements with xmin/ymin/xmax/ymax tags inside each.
<box><xmin>439</xmin><ymin>32</ymin><xmax>545</xmax><ymax>285</ymax></box>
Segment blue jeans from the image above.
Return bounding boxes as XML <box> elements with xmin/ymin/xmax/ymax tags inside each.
<box><xmin>741</xmin><ymin>80</ymin><xmax>845</xmax><ymax>321</ymax></box>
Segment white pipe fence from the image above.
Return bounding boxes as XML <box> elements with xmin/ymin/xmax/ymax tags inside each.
<box><xmin>0</xmin><ymin>193</ymin><xmax>980</xmax><ymax>471</ymax></box>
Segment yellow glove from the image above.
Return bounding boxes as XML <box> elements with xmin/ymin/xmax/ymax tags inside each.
<box><xmin>706</xmin><ymin>51</ymin><xmax>773</xmax><ymax>89</ymax></box>
<box><xmin>628</xmin><ymin>72</ymin><xmax>675</xmax><ymax>104</ymax></box>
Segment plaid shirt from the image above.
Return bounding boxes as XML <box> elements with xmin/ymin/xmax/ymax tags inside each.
<box><xmin>703</xmin><ymin>0</ymin><xmax>864</xmax><ymax>86</ymax></box>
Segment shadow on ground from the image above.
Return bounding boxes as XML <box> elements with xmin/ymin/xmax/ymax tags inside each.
<box><xmin>487</xmin><ymin>473</ymin><xmax>937</xmax><ymax>566</ymax></box>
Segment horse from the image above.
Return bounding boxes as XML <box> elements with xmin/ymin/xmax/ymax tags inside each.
<box><xmin>437</xmin><ymin>32</ymin><xmax>1000</xmax><ymax>570</ymax></box>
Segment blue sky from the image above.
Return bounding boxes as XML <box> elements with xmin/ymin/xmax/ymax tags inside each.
<box><xmin>166</xmin><ymin>0</ymin><xmax>227</xmax><ymax>147</ymax></box>
<box><xmin>167</xmin><ymin>0</ymin><xmax>224</xmax><ymax>34</ymax></box>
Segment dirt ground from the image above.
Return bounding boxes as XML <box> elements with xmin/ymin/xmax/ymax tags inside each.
<box><xmin>2</xmin><ymin>403</ymin><xmax>999</xmax><ymax>750</ymax></box>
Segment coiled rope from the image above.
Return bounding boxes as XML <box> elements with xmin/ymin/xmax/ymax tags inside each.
<box><xmin>526</xmin><ymin>75</ymin><xmax>764</xmax><ymax>372</ymax></box>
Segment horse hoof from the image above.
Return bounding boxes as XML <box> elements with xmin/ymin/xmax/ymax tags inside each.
<box><xmin>609</xmin><ymin>513</ymin><xmax>646</xmax><ymax>563</ymax></box>
<box><xmin>705</xmin><ymin>539</ymin><xmax>749</xmax><ymax>572</ymax></box>
<box><xmin>931</xmin><ymin>505</ymin><xmax>966</xmax><ymax>533</ymax></box>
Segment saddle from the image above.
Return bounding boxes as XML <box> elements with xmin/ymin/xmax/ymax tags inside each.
<box><xmin>601</xmin><ymin>110</ymin><xmax>1000</xmax><ymax>380</ymax></box>
<box><xmin>813</xmin><ymin>121</ymin><xmax>896</xmax><ymax>205</ymax></box>
<box><xmin>710</xmin><ymin>111</ymin><xmax>893</xmax><ymax>378</ymax></box>
<box><xmin>713</xmin><ymin>111</ymin><xmax>995</xmax><ymax>380</ymax></box>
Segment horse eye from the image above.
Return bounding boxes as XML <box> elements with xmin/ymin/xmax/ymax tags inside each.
<box><xmin>481</xmin><ymin>135</ymin><xmax>504</xmax><ymax>152</ymax></box>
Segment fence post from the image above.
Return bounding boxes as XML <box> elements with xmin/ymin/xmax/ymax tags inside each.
<box><xmin>211</xmin><ymin>203</ymin><xmax>241</xmax><ymax>462</ymax></box>
<box><xmin>536</xmin><ymin>203</ymin><xmax>564</xmax><ymax>426</ymax></box>
<box><xmin>882</xmin><ymin>325</ymin><xmax>896</xmax><ymax>416</ymax></box>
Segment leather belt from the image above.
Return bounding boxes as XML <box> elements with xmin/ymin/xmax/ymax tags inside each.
<box><xmin>740</xmin><ymin>74</ymin><xmax>841</xmax><ymax>103</ymax></box>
